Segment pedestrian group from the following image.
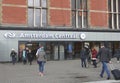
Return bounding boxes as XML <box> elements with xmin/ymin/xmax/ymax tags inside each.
<box><xmin>9</xmin><ymin>42</ymin><xmax>120</xmax><ymax>79</ymax></box>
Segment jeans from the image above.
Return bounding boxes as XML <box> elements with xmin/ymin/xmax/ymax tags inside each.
<box><xmin>38</xmin><ymin>61</ymin><xmax>45</xmax><ymax>73</ymax></box>
<box><xmin>12</xmin><ymin>57</ymin><xmax>16</xmax><ymax>65</ymax></box>
<box><xmin>81</xmin><ymin>58</ymin><xmax>86</xmax><ymax>68</ymax></box>
<box><xmin>100</xmin><ymin>61</ymin><xmax>110</xmax><ymax>78</ymax></box>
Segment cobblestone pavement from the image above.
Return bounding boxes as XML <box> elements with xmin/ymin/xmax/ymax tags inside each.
<box><xmin>0</xmin><ymin>58</ymin><xmax>120</xmax><ymax>83</ymax></box>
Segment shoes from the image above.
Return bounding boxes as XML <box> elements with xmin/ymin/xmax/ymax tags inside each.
<box><xmin>100</xmin><ymin>74</ymin><xmax>103</xmax><ymax>78</ymax></box>
<box><xmin>117</xmin><ymin>61</ymin><xmax>119</xmax><ymax>63</ymax></box>
<box><xmin>107</xmin><ymin>77</ymin><xmax>111</xmax><ymax>80</ymax></box>
<box><xmin>39</xmin><ymin>72</ymin><xmax>44</xmax><ymax>77</ymax></box>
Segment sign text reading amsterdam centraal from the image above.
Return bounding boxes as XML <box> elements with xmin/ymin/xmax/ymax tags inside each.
<box><xmin>4</xmin><ymin>32</ymin><xmax>86</xmax><ymax>40</ymax></box>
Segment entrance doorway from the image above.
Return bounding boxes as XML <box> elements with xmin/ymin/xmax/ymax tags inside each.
<box><xmin>18</xmin><ymin>41</ymin><xmax>84</xmax><ymax>61</ymax></box>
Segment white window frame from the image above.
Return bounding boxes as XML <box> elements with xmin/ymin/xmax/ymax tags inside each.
<box><xmin>28</xmin><ymin>0</ymin><xmax>47</xmax><ymax>27</ymax></box>
<box><xmin>110</xmin><ymin>0</ymin><xmax>119</xmax><ymax>29</ymax></box>
<box><xmin>72</xmin><ymin>0</ymin><xmax>88</xmax><ymax>28</ymax></box>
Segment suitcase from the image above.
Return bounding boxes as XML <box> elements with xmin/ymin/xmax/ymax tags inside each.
<box><xmin>109</xmin><ymin>64</ymin><xmax>120</xmax><ymax>80</ymax></box>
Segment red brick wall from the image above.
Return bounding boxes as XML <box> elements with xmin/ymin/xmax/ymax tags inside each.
<box><xmin>2</xmin><ymin>6</ymin><xmax>26</xmax><ymax>24</ymax></box>
<box><xmin>90</xmin><ymin>12</ymin><xmax>108</xmax><ymax>27</ymax></box>
<box><xmin>50</xmin><ymin>0</ymin><xmax>70</xmax><ymax>8</ymax></box>
<box><xmin>49</xmin><ymin>10</ymin><xmax>70</xmax><ymax>26</ymax></box>
<box><xmin>2</xmin><ymin>0</ymin><xmax>27</xmax><ymax>24</ymax></box>
<box><xmin>49</xmin><ymin>0</ymin><xmax>71</xmax><ymax>26</ymax></box>
<box><xmin>2</xmin><ymin>0</ymin><xmax>26</xmax><ymax>5</ymax></box>
<box><xmin>89</xmin><ymin>0</ymin><xmax>108</xmax><ymax>28</ymax></box>
<box><xmin>90</xmin><ymin>0</ymin><xmax>107</xmax><ymax>11</ymax></box>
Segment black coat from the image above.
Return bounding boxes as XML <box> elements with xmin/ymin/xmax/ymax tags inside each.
<box><xmin>80</xmin><ymin>48</ymin><xmax>88</xmax><ymax>59</ymax></box>
<box><xmin>27</xmin><ymin>52</ymin><xmax>33</xmax><ymax>61</ymax></box>
<box><xmin>97</xmin><ymin>47</ymin><xmax>111</xmax><ymax>62</ymax></box>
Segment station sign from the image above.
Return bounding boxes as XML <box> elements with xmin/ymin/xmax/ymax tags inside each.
<box><xmin>4</xmin><ymin>31</ymin><xmax>86</xmax><ymax>40</ymax></box>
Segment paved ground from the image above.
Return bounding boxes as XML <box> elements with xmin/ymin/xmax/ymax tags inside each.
<box><xmin>0</xmin><ymin>58</ymin><xmax>120</xmax><ymax>83</ymax></box>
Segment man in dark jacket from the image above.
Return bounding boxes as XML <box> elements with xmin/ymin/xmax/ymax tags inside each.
<box><xmin>80</xmin><ymin>47</ymin><xmax>88</xmax><ymax>68</ymax></box>
<box><xmin>97</xmin><ymin>43</ymin><xmax>111</xmax><ymax>80</ymax></box>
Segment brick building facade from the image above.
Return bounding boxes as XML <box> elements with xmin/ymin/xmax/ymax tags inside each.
<box><xmin>1</xmin><ymin>0</ymin><xmax>109</xmax><ymax>28</ymax></box>
<box><xmin>0</xmin><ymin>0</ymin><xmax>120</xmax><ymax>61</ymax></box>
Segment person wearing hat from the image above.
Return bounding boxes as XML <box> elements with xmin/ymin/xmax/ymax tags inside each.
<box><xmin>10</xmin><ymin>48</ymin><xmax>17</xmax><ymax>65</ymax></box>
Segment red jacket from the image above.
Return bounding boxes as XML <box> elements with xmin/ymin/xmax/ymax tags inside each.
<box><xmin>91</xmin><ymin>49</ymin><xmax>97</xmax><ymax>59</ymax></box>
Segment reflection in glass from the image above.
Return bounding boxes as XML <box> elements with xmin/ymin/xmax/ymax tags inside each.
<box><xmin>77</xmin><ymin>0</ymin><xmax>82</xmax><ymax>9</ymax></box>
<box><xmin>35</xmin><ymin>9</ymin><xmax>41</xmax><ymax>27</ymax></box>
<box><xmin>28</xmin><ymin>9</ymin><xmax>34</xmax><ymax>27</ymax></box>
<box><xmin>71</xmin><ymin>0</ymin><xmax>75</xmax><ymax>9</ymax></box>
<box><xmin>72</xmin><ymin>11</ymin><xmax>76</xmax><ymax>27</ymax></box>
<box><xmin>78</xmin><ymin>12</ymin><xmax>82</xmax><ymax>28</ymax></box>
<box><xmin>42</xmin><ymin>0</ymin><xmax>47</xmax><ymax>7</ymax></box>
<box><xmin>35</xmin><ymin>0</ymin><xmax>40</xmax><ymax>7</ymax></box>
<box><xmin>42</xmin><ymin>9</ymin><xmax>47</xmax><ymax>26</ymax></box>
<box><xmin>28</xmin><ymin>0</ymin><xmax>47</xmax><ymax>27</ymax></box>
<box><xmin>28</xmin><ymin>0</ymin><xmax>33</xmax><ymax>6</ymax></box>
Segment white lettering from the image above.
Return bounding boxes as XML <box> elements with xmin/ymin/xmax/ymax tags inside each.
<box><xmin>4</xmin><ymin>32</ymin><xmax>86</xmax><ymax>40</ymax></box>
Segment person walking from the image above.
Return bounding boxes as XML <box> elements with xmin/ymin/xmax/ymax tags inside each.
<box><xmin>22</xmin><ymin>48</ymin><xmax>28</xmax><ymax>65</ymax></box>
<box><xmin>27</xmin><ymin>49</ymin><xmax>33</xmax><ymax>65</ymax></box>
<box><xmin>80</xmin><ymin>47</ymin><xmax>88</xmax><ymax>68</ymax></box>
<box><xmin>36</xmin><ymin>44</ymin><xmax>46</xmax><ymax>77</ymax></box>
<box><xmin>91</xmin><ymin>47</ymin><xmax>97</xmax><ymax>68</ymax></box>
<box><xmin>97</xmin><ymin>43</ymin><xmax>111</xmax><ymax>80</ymax></box>
<box><xmin>10</xmin><ymin>48</ymin><xmax>17</xmax><ymax>65</ymax></box>
<box><xmin>67</xmin><ymin>43</ymin><xmax>73</xmax><ymax>60</ymax></box>
<box><xmin>84</xmin><ymin>45</ymin><xmax>91</xmax><ymax>67</ymax></box>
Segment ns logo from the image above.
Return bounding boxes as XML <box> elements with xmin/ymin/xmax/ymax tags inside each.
<box><xmin>4</xmin><ymin>32</ymin><xmax>16</xmax><ymax>38</ymax></box>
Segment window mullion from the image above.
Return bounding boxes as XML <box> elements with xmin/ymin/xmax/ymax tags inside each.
<box><xmin>116</xmin><ymin>0</ymin><xmax>119</xmax><ymax>29</ymax></box>
<box><xmin>111</xmin><ymin>0</ymin><xmax>115</xmax><ymax>29</ymax></box>
<box><xmin>76</xmin><ymin>0</ymin><xmax>78</xmax><ymax>28</ymax></box>
<box><xmin>33</xmin><ymin>0</ymin><xmax>36</xmax><ymax>27</ymax></box>
<box><xmin>76</xmin><ymin>11</ymin><xmax>78</xmax><ymax>28</ymax></box>
<box><xmin>81</xmin><ymin>0</ymin><xmax>84</xmax><ymax>28</ymax></box>
<box><xmin>82</xmin><ymin>11</ymin><xmax>84</xmax><ymax>28</ymax></box>
<box><xmin>40</xmin><ymin>8</ymin><xmax>42</xmax><ymax>27</ymax></box>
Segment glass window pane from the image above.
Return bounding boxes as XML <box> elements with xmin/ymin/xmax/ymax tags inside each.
<box><xmin>42</xmin><ymin>0</ymin><xmax>47</xmax><ymax>7</ymax></box>
<box><xmin>35</xmin><ymin>9</ymin><xmax>41</xmax><ymax>27</ymax></box>
<box><xmin>72</xmin><ymin>11</ymin><xmax>76</xmax><ymax>27</ymax></box>
<box><xmin>108</xmin><ymin>0</ymin><xmax>111</xmax><ymax>12</ymax></box>
<box><xmin>35</xmin><ymin>0</ymin><xmax>40</xmax><ymax>7</ymax></box>
<box><xmin>119</xmin><ymin>14</ymin><xmax>120</xmax><ymax>28</ymax></box>
<box><xmin>83</xmin><ymin>0</ymin><xmax>87</xmax><ymax>10</ymax></box>
<box><xmin>113</xmin><ymin>0</ymin><xmax>116</xmax><ymax>12</ymax></box>
<box><xmin>71</xmin><ymin>0</ymin><xmax>75</xmax><ymax>9</ymax></box>
<box><xmin>28</xmin><ymin>9</ymin><xmax>34</xmax><ymax>27</ymax></box>
<box><xmin>28</xmin><ymin>0</ymin><xmax>34</xmax><ymax>6</ymax></box>
<box><xmin>118</xmin><ymin>0</ymin><xmax>120</xmax><ymax>12</ymax></box>
<box><xmin>78</xmin><ymin>12</ymin><xmax>82</xmax><ymax>28</ymax></box>
<box><xmin>83</xmin><ymin>12</ymin><xmax>87</xmax><ymax>28</ymax></box>
<box><xmin>42</xmin><ymin>9</ymin><xmax>47</xmax><ymax>26</ymax></box>
<box><xmin>77</xmin><ymin>0</ymin><xmax>82</xmax><ymax>9</ymax></box>
<box><xmin>109</xmin><ymin>13</ymin><xmax>112</xmax><ymax>29</ymax></box>
<box><xmin>114</xmin><ymin>14</ymin><xmax>117</xmax><ymax>29</ymax></box>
